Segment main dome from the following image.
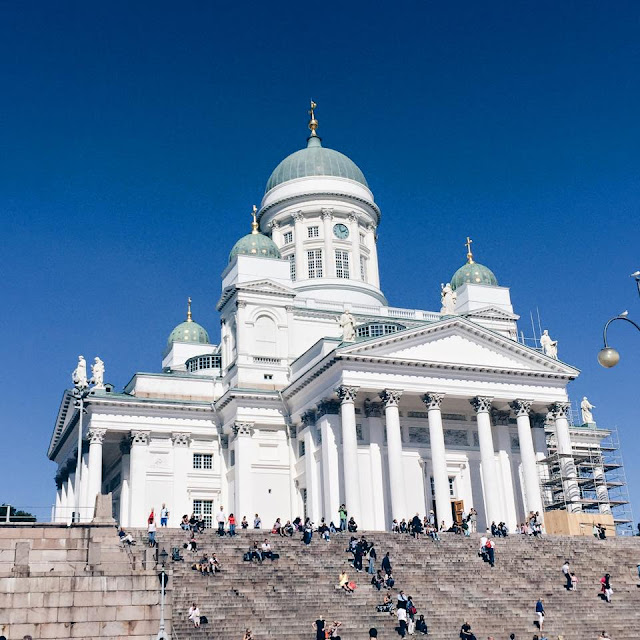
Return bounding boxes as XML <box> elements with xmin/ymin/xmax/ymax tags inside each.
<box><xmin>265</xmin><ymin>136</ymin><xmax>368</xmax><ymax>193</ymax></box>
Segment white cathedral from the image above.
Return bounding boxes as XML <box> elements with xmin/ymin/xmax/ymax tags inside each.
<box><xmin>49</xmin><ymin>106</ymin><xmax>610</xmax><ymax>534</ymax></box>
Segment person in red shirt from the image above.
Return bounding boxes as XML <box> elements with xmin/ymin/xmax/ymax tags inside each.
<box><xmin>228</xmin><ymin>513</ymin><xmax>237</xmax><ymax>536</ymax></box>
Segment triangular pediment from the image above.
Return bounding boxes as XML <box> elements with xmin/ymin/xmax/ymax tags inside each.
<box><xmin>237</xmin><ymin>279</ymin><xmax>296</xmax><ymax>296</ymax></box>
<box><xmin>337</xmin><ymin>317</ymin><xmax>578</xmax><ymax>377</ymax></box>
<box><xmin>463</xmin><ymin>306</ymin><xmax>519</xmax><ymax>321</ymax></box>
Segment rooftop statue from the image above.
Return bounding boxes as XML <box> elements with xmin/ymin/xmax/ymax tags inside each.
<box><xmin>581</xmin><ymin>396</ymin><xmax>596</xmax><ymax>424</ymax></box>
<box><xmin>440</xmin><ymin>282</ymin><xmax>457</xmax><ymax>315</ymax></box>
<box><xmin>337</xmin><ymin>310</ymin><xmax>356</xmax><ymax>342</ymax></box>
<box><xmin>91</xmin><ymin>357</ymin><xmax>105</xmax><ymax>389</ymax></box>
<box><xmin>540</xmin><ymin>329</ymin><xmax>558</xmax><ymax>359</ymax></box>
<box><xmin>72</xmin><ymin>355</ymin><xmax>88</xmax><ymax>388</ymax></box>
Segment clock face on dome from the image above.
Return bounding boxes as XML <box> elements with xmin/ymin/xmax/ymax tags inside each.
<box><xmin>333</xmin><ymin>223</ymin><xmax>349</xmax><ymax>239</ymax></box>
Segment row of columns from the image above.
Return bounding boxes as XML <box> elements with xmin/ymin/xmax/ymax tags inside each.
<box><xmin>301</xmin><ymin>387</ymin><xmax>576</xmax><ymax>529</ymax></box>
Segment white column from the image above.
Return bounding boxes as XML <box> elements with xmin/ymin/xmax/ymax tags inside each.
<box><xmin>235</xmin><ymin>300</ymin><xmax>247</xmax><ymax>358</ymax></box>
<box><xmin>550</xmin><ymin>402</ymin><xmax>581</xmax><ymax>512</ymax></box>
<box><xmin>79</xmin><ymin>446</ymin><xmax>90</xmax><ymax>522</ymax></box>
<box><xmin>54</xmin><ymin>477</ymin><xmax>63</xmax><ymax>523</ymax></box>
<box><xmin>268</xmin><ymin>220</ymin><xmax>281</xmax><ymax>247</ymax></box>
<box><xmin>423</xmin><ymin>393</ymin><xmax>452</xmax><ymax>528</ymax></box>
<box><xmin>172</xmin><ymin>433</ymin><xmax>191</xmax><ymax>527</ymax></box>
<box><xmin>365</xmin><ymin>223</ymin><xmax>380</xmax><ymax>289</ymax></box>
<box><xmin>317</xmin><ymin>403</ymin><xmax>341</xmax><ymax>526</ymax></box>
<box><xmin>119</xmin><ymin>439</ymin><xmax>131</xmax><ymax>528</ymax></box>
<box><xmin>293</xmin><ymin>211</ymin><xmax>305</xmax><ymax>280</ymax></box>
<box><xmin>302</xmin><ymin>421</ymin><xmax>322</xmax><ymax>523</ymax></box>
<box><xmin>129</xmin><ymin>431</ymin><xmax>149</xmax><ymax>527</ymax></box>
<box><xmin>87</xmin><ymin>428</ymin><xmax>106</xmax><ymax>519</ymax></box>
<box><xmin>593</xmin><ymin>466</ymin><xmax>612</xmax><ymax>514</ymax></box>
<box><xmin>510</xmin><ymin>400</ymin><xmax>544</xmax><ymax>521</ymax></box>
<box><xmin>470</xmin><ymin>396</ymin><xmax>501</xmax><ymax>528</ymax></box>
<box><xmin>233</xmin><ymin>423</ymin><xmax>253</xmax><ymax>523</ymax></box>
<box><xmin>365</xmin><ymin>401</ymin><xmax>386</xmax><ymax>530</ymax></box>
<box><xmin>337</xmin><ymin>385</ymin><xmax>361</xmax><ymax>522</ymax></box>
<box><xmin>321</xmin><ymin>208</ymin><xmax>334</xmax><ymax>278</ymax></box>
<box><xmin>66</xmin><ymin>472</ymin><xmax>76</xmax><ymax>525</ymax></box>
<box><xmin>380</xmin><ymin>389</ymin><xmax>405</xmax><ymax>521</ymax></box>
<box><xmin>58</xmin><ymin>473</ymin><xmax>68</xmax><ymax>523</ymax></box>
<box><xmin>348</xmin><ymin>212</ymin><xmax>362</xmax><ymax>281</ymax></box>
<box><xmin>492</xmin><ymin>410</ymin><xmax>518</xmax><ymax>532</ymax></box>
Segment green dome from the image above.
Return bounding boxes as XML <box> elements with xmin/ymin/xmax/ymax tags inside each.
<box><xmin>450</xmin><ymin>261</ymin><xmax>498</xmax><ymax>291</ymax></box>
<box><xmin>167</xmin><ymin>320</ymin><xmax>210</xmax><ymax>347</ymax></box>
<box><xmin>265</xmin><ymin>136</ymin><xmax>368</xmax><ymax>192</ymax></box>
<box><xmin>229</xmin><ymin>231</ymin><xmax>282</xmax><ymax>263</ymax></box>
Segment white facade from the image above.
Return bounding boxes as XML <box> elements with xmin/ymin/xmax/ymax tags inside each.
<box><xmin>48</xmin><ymin>122</ymin><xmax>606</xmax><ymax>532</ymax></box>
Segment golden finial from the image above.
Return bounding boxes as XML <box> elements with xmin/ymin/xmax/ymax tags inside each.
<box><xmin>308</xmin><ymin>99</ymin><xmax>318</xmax><ymax>136</ymax></box>
<box><xmin>186</xmin><ymin>297</ymin><xmax>193</xmax><ymax>322</ymax></box>
<box><xmin>251</xmin><ymin>204</ymin><xmax>259</xmax><ymax>234</ymax></box>
<box><xmin>465</xmin><ymin>236</ymin><xmax>474</xmax><ymax>264</ymax></box>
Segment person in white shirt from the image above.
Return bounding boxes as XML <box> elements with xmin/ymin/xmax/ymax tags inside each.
<box><xmin>261</xmin><ymin>539</ymin><xmax>273</xmax><ymax>560</ymax></box>
<box><xmin>562</xmin><ymin>560</ymin><xmax>571</xmax><ymax>590</ymax></box>
<box><xmin>397</xmin><ymin>606</ymin><xmax>408</xmax><ymax>637</ymax></box>
<box><xmin>160</xmin><ymin>504</ymin><xmax>169</xmax><ymax>527</ymax></box>
<box><xmin>216</xmin><ymin>506</ymin><xmax>226</xmax><ymax>536</ymax></box>
<box><xmin>147</xmin><ymin>520</ymin><xmax>156</xmax><ymax>547</ymax></box>
<box><xmin>254</xmin><ymin>513</ymin><xmax>262</xmax><ymax>528</ymax></box>
<box><xmin>188</xmin><ymin>603</ymin><xmax>201</xmax><ymax>628</ymax></box>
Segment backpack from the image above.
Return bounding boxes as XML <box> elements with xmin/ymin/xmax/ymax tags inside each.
<box><xmin>409</xmin><ymin>606</ymin><xmax>417</xmax><ymax>615</ymax></box>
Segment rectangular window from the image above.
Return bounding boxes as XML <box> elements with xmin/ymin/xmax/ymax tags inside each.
<box><xmin>283</xmin><ymin>231</ymin><xmax>293</xmax><ymax>245</ymax></box>
<box><xmin>449</xmin><ymin>477</ymin><xmax>455</xmax><ymax>497</ymax></box>
<box><xmin>360</xmin><ymin>255</ymin><xmax>367</xmax><ymax>282</ymax></box>
<box><xmin>360</xmin><ymin>232</ymin><xmax>366</xmax><ymax>245</ymax></box>
<box><xmin>308</xmin><ymin>226</ymin><xmax>319</xmax><ymax>238</ymax></box>
<box><xmin>288</xmin><ymin>254</ymin><xmax>296</xmax><ymax>281</ymax></box>
<box><xmin>335</xmin><ymin>250</ymin><xmax>350</xmax><ymax>279</ymax></box>
<box><xmin>307</xmin><ymin>249</ymin><xmax>323</xmax><ymax>278</ymax></box>
<box><xmin>193</xmin><ymin>453</ymin><xmax>212</xmax><ymax>470</ymax></box>
<box><xmin>193</xmin><ymin>499</ymin><xmax>213</xmax><ymax>528</ymax></box>
<box><xmin>299</xmin><ymin>440</ymin><xmax>306</xmax><ymax>458</ymax></box>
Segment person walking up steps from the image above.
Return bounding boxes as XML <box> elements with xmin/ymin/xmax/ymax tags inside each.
<box><xmin>535</xmin><ymin>598</ymin><xmax>545</xmax><ymax>631</ymax></box>
<box><xmin>216</xmin><ymin>506</ymin><xmax>226</xmax><ymax>536</ymax></box>
<box><xmin>562</xmin><ymin>560</ymin><xmax>571</xmax><ymax>590</ymax></box>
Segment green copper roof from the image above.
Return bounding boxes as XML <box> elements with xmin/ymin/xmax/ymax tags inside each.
<box><xmin>265</xmin><ymin>136</ymin><xmax>368</xmax><ymax>192</ymax></box>
<box><xmin>450</xmin><ymin>262</ymin><xmax>498</xmax><ymax>291</ymax></box>
<box><xmin>229</xmin><ymin>231</ymin><xmax>282</xmax><ymax>263</ymax></box>
<box><xmin>167</xmin><ymin>320</ymin><xmax>210</xmax><ymax>347</ymax></box>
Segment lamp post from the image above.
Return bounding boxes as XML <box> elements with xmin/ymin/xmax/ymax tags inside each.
<box><xmin>157</xmin><ymin>548</ymin><xmax>169</xmax><ymax>640</ymax></box>
<box><xmin>72</xmin><ymin>380</ymin><xmax>91</xmax><ymax>523</ymax></box>
<box><xmin>597</xmin><ymin>272</ymin><xmax>640</xmax><ymax>368</ymax></box>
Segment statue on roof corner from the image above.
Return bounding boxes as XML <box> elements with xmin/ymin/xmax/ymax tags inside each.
<box><xmin>540</xmin><ymin>329</ymin><xmax>558</xmax><ymax>359</ymax></box>
<box><xmin>337</xmin><ymin>310</ymin><xmax>356</xmax><ymax>342</ymax></box>
<box><xmin>440</xmin><ymin>282</ymin><xmax>457</xmax><ymax>315</ymax></box>
<box><xmin>91</xmin><ymin>357</ymin><xmax>105</xmax><ymax>389</ymax></box>
<box><xmin>72</xmin><ymin>355</ymin><xmax>88</xmax><ymax>388</ymax></box>
<box><xmin>580</xmin><ymin>396</ymin><xmax>596</xmax><ymax>424</ymax></box>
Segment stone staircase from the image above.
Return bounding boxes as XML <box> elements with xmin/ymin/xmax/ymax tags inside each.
<box><xmin>130</xmin><ymin>528</ymin><xmax>640</xmax><ymax>640</ymax></box>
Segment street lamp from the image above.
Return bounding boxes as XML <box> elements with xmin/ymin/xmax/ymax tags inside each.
<box><xmin>157</xmin><ymin>548</ymin><xmax>169</xmax><ymax>640</ymax></box>
<box><xmin>72</xmin><ymin>376</ymin><xmax>91</xmax><ymax>523</ymax></box>
<box><xmin>598</xmin><ymin>272</ymin><xmax>640</xmax><ymax>368</ymax></box>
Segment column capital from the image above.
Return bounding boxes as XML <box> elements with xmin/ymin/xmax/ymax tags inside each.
<box><xmin>549</xmin><ymin>402</ymin><xmax>571</xmax><ymax>419</ymax></box>
<box><xmin>491</xmin><ymin>408</ymin><xmax>511</xmax><ymax>426</ymax></box>
<box><xmin>337</xmin><ymin>385</ymin><xmax>359</xmax><ymax>404</ymax></box>
<box><xmin>320</xmin><ymin>208</ymin><xmax>334</xmax><ymax>220</ymax></box>
<box><xmin>379</xmin><ymin>389</ymin><xmax>403</xmax><ymax>407</ymax></box>
<box><xmin>364</xmin><ymin>398</ymin><xmax>383</xmax><ymax>417</ymax></box>
<box><xmin>301</xmin><ymin>410</ymin><xmax>317</xmax><ymax>426</ymax></box>
<box><xmin>171</xmin><ymin>432</ymin><xmax>191</xmax><ymax>447</ymax></box>
<box><xmin>268</xmin><ymin>220</ymin><xmax>280</xmax><ymax>230</ymax></box>
<box><xmin>470</xmin><ymin>396</ymin><xmax>494</xmax><ymax>414</ymax></box>
<box><xmin>233</xmin><ymin>422</ymin><xmax>253</xmax><ymax>437</ymax></box>
<box><xmin>422</xmin><ymin>392</ymin><xmax>444</xmax><ymax>410</ymax></box>
<box><xmin>55</xmin><ymin>474</ymin><xmax>64</xmax><ymax>490</ymax></box>
<box><xmin>87</xmin><ymin>428</ymin><xmax>106</xmax><ymax>445</ymax></box>
<box><xmin>292</xmin><ymin>210</ymin><xmax>304</xmax><ymax>222</ymax></box>
<box><xmin>236</xmin><ymin>299</ymin><xmax>248</xmax><ymax>308</ymax></box>
<box><xmin>347</xmin><ymin>211</ymin><xmax>358</xmax><ymax>223</ymax></box>
<box><xmin>119</xmin><ymin>438</ymin><xmax>131</xmax><ymax>455</ymax></box>
<box><xmin>510</xmin><ymin>399</ymin><xmax>533</xmax><ymax>417</ymax></box>
<box><xmin>130</xmin><ymin>430</ymin><xmax>150</xmax><ymax>446</ymax></box>
<box><xmin>317</xmin><ymin>399</ymin><xmax>340</xmax><ymax>416</ymax></box>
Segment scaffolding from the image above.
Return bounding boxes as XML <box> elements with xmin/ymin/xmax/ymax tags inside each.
<box><xmin>538</xmin><ymin>403</ymin><xmax>634</xmax><ymax>535</ymax></box>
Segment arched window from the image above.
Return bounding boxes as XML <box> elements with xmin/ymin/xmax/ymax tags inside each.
<box><xmin>254</xmin><ymin>315</ymin><xmax>277</xmax><ymax>356</ymax></box>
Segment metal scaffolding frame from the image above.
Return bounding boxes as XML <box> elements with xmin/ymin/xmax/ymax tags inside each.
<box><xmin>537</xmin><ymin>403</ymin><xmax>634</xmax><ymax>535</ymax></box>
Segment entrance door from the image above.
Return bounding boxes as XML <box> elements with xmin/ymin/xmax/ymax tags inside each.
<box><xmin>452</xmin><ymin>500</ymin><xmax>464</xmax><ymax>524</ymax></box>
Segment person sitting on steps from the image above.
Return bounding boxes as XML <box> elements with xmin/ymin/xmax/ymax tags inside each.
<box><xmin>376</xmin><ymin>592</ymin><xmax>394</xmax><ymax>614</ymax></box>
<box><xmin>338</xmin><ymin>570</ymin><xmax>354</xmax><ymax>593</ymax></box>
<box><xmin>459</xmin><ymin>621</ymin><xmax>476</xmax><ymax>640</ymax></box>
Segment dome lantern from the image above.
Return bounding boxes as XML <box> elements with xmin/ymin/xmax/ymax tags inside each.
<box><xmin>167</xmin><ymin>298</ymin><xmax>210</xmax><ymax>347</ymax></box>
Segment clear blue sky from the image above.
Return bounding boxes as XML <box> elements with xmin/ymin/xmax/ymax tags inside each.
<box><xmin>1</xmin><ymin>1</ymin><xmax>638</xmax><ymax>523</ymax></box>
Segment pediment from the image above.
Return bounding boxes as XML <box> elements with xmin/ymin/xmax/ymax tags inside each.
<box><xmin>237</xmin><ymin>280</ymin><xmax>296</xmax><ymax>296</ymax></box>
<box><xmin>338</xmin><ymin>317</ymin><xmax>578</xmax><ymax>377</ymax></box>
<box><xmin>463</xmin><ymin>306</ymin><xmax>519</xmax><ymax>321</ymax></box>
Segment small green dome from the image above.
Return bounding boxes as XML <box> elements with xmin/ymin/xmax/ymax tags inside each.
<box><xmin>229</xmin><ymin>231</ymin><xmax>282</xmax><ymax>263</ymax></box>
<box><xmin>265</xmin><ymin>135</ymin><xmax>368</xmax><ymax>193</ymax></box>
<box><xmin>450</xmin><ymin>261</ymin><xmax>498</xmax><ymax>291</ymax></box>
<box><xmin>167</xmin><ymin>320</ymin><xmax>210</xmax><ymax>347</ymax></box>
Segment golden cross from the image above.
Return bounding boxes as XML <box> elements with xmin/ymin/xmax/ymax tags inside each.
<box><xmin>251</xmin><ymin>205</ymin><xmax>259</xmax><ymax>233</ymax></box>
<box><xmin>308</xmin><ymin>99</ymin><xmax>318</xmax><ymax>136</ymax></box>
<box><xmin>309</xmin><ymin>100</ymin><xmax>317</xmax><ymax>120</ymax></box>
<box><xmin>465</xmin><ymin>236</ymin><xmax>474</xmax><ymax>264</ymax></box>
<box><xmin>187</xmin><ymin>297</ymin><xmax>192</xmax><ymax>321</ymax></box>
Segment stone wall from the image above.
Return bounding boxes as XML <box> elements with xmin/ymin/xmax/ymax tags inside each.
<box><xmin>0</xmin><ymin>524</ymin><xmax>172</xmax><ymax>639</ymax></box>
